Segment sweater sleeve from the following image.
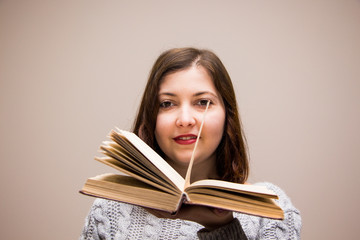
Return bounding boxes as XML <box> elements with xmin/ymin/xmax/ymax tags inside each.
<box><xmin>236</xmin><ymin>182</ymin><xmax>302</xmax><ymax>240</ymax></box>
<box><xmin>197</xmin><ymin>218</ymin><xmax>248</xmax><ymax>240</ymax></box>
<box><xmin>79</xmin><ymin>199</ymin><xmax>110</xmax><ymax>240</ymax></box>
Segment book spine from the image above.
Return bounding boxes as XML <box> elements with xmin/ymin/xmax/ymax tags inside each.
<box><xmin>171</xmin><ymin>193</ymin><xmax>189</xmax><ymax>215</ymax></box>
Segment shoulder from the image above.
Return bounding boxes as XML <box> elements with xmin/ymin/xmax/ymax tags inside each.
<box><xmin>84</xmin><ymin>198</ymin><xmax>135</xmax><ymax>229</ymax></box>
<box><xmin>80</xmin><ymin>199</ymin><xmax>134</xmax><ymax>239</ymax></box>
<box><xmin>89</xmin><ymin>198</ymin><xmax>134</xmax><ymax>218</ymax></box>
<box><xmin>235</xmin><ymin>182</ymin><xmax>302</xmax><ymax>239</ymax></box>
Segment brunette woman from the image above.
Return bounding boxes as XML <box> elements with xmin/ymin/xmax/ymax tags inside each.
<box><xmin>80</xmin><ymin>48</ymin><xmax>301</xmax><ymax>239</ymax></box>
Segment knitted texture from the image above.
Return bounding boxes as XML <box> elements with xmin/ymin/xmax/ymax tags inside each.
<box><xmin>197</xmin><ymin>218</ymin><xmax>248</xmax><ymax>240</ymax></box>
<box><xmin>80</xmin><ymin>182</ymin><xmax>301</xmax><ymax>240</ymax></box>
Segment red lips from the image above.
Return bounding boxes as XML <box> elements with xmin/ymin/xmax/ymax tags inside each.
<box><xmin>173</xmin><ymin>134</ymin><xmax>198</xmax><ymax>145</ymax></box>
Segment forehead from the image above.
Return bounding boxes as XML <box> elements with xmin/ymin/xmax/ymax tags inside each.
<box><xmin>159</xmin><ymin>66</ymin><xmax>217</xmax><ymax>93</ymax></box>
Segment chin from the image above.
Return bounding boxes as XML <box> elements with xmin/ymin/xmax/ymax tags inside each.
<box><xmin>175</xmin><ymin>158</ymin><xmax>191</xmax><ymax>165</ymax></box>
<box><xmin>170</xmin><ymin>154</ymin><xmax>191</xmax><ymax>165</ymax></box>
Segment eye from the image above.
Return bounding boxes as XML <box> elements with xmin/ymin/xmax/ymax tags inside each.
<box><xmin>159</xmin><ymin>100</ymin><xmax>175</xmax><ymax>108</ymax></box>
<box><xmin>196</xmin><ymin>99</ymin><xmax>211</xmax><ymax>107</ymax></box>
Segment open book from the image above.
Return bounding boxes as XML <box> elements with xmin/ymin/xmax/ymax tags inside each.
<box><xmin>80</xmin><ymin>128</ymin><xmax>284</xmax><ymax>219</ymax></box>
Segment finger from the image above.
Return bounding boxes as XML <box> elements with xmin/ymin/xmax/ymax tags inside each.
<box><xmin>210</xmin><ymin>207</ymin><xmax>231</xmax><ymax>217</ymax></box>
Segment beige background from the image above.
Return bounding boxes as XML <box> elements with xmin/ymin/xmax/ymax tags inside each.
<box><xmin>1</xmin><ymin>0</ymin><xmax>359</xmax><ymax>239</ymax></box>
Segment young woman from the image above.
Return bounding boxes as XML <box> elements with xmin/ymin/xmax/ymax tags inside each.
<box><xmin>80</xmin><ymin>48</ymin><xmax>301</xmax><ymax>239</ymax></box>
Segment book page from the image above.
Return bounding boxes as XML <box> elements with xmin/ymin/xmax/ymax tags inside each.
<box><xmin>95</xmin><ymin>157</ymin><xmax>181</xmax><ymax>195</ymax></box>
<box><xmin>184</xmin><ymin>101</ymin><xmax>210</xmax><ymax>188</ymax></box>
<box><xmin>185</xmin><ymin>191</ymin><xmax>284</xmax><ymax>219</ymax></box>
<box><xmin>100</xmin><ymin>141</ymin><xmax>176</xmax><ymax>188</ymax></box>
<box><xmin>186</xmin><ymin>179</ymin><xmax>278</xmax><ymax>199</ymax></box>
<box><xmin>81</xmin><ymin>173</ymin><xmax>181</xmax><ymax>212</ymax></box>
<box><xmin>118</xmin><ymin>129</ymin><xmax>185</xmax><ymax>191</ymax></box>
<box><xmin>101</xmin><ymin>143</ymin><xmax>160</xmax><ymax>177</ymax></box>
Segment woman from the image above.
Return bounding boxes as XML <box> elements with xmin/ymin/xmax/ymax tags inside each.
<box><xmin>80</xmin><ymin>48</ymin><xmax>301</xmax><ymax>239</ymax></box>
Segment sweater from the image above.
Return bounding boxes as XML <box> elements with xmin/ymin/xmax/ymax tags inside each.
<box><xmin>79</xmin><ymin>182</ymin><xmax>301</xmax><ymax>239</ymax></box>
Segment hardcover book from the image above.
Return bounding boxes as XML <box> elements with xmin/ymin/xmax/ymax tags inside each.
<box><xmin>80</xmin><ymin>128</ymin><xmax>284</xmax><ymax>219</ymax></box>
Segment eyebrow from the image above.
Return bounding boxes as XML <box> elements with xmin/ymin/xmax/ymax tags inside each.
<box><xmin>194</xmin><ymin>91</ymin><xmax>217</xmax><ymax>97</ymax></box>
<box><xmin>158</xmin><ymin>91</ymin><xmax>218</xmax><ymax>98</ymax></box>
<box><xmin>158</xmin><ymin>92</ymin><xmax>176</xmax><ymax>97</ymax></box>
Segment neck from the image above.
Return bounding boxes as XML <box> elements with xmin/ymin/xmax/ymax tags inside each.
<box><xmin>167</xmin><ymin>154</ymin><xmax>219</xmax><ymax>183</ymax></box>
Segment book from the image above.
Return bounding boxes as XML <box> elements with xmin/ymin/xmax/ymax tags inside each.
<box><xmin>80</xmin><ymin>128</ymin><xmax>284</xmax><ymax>220</ymax></box>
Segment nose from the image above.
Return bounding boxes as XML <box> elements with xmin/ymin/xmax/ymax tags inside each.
<box><xmin>176</xmin><ymin>105</ymin><xmax>196</xmax><ymax>127</ymax></box>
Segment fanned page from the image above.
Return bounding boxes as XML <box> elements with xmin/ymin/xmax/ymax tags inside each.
<box><xmin>185</xmin><ymin>179</ymin><xmax>278</xmax><ymax>199</ymax></box>
<box><xmin>94</xmin><ymin>157</ymin><xmax>180</xmax><ymax>195</ymax></box>
<box><xmin>184</xmin><ymin>101</ymin><xmax>210</xmax><ymax>188</ymax></box>
<box><xmin>99</xmin><ymin>139</ymin><xmax>180</xmax><ymax>193</ymax></box>
<box><xmin>83</xmin><ymin>173</ymin><xmax>182</xmax><ymax>212</ymax></box>
<box><xmin>118</xmin><ymin>129</ymin><xmax>185</xmax><ymax>191</ymax></box>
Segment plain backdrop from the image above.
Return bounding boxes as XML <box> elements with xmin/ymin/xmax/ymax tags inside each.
<box><xmin>1</xmin><ymin>0</ymin><xmax>359</xmax><ymax>239</ymax></box>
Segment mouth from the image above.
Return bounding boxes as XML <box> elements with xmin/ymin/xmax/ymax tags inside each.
<box><xmin>173</xmin><ymin>134</ymin><xmax>198</xmax><ymax>145</ymax></box>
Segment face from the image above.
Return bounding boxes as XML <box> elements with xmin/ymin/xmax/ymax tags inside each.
<box><xmin>155</xmin><ymin>65</ymin><xmax>226</xmax><ymax>169</ymax></box>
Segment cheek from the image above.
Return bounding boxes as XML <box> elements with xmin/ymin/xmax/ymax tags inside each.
<box><xmin>155</xmin><ymin>114</ymin><xmax>171</xmax><ymax>142</ymax></box>
<box><xmin>206</xmin><ymin>111</ymin><xmax>226</xmax><ymax>141</ymax></box>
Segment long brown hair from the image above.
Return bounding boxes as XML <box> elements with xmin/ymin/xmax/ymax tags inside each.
<box><xmin>132</xmin><ymin>47</ymin><xmax>249</xmax><ymax>183</ymax></box>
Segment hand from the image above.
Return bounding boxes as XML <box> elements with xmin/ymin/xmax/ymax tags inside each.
<box><xmin>145</xmin><ymin>204</ymin><xmax>234</xmax><ymax>231</ymax></box>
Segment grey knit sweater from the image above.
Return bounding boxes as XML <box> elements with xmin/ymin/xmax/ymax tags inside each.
<box><xmin>79</xmin><ymin>182</ymin><xmax>301</xmax><ymax>239</ymax></box>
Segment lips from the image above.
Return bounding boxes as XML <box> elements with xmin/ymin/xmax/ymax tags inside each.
<box><xmin>173</xmin><ymin>134</ymin><xmax>198</xmax><ymax>145</ymax></box>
